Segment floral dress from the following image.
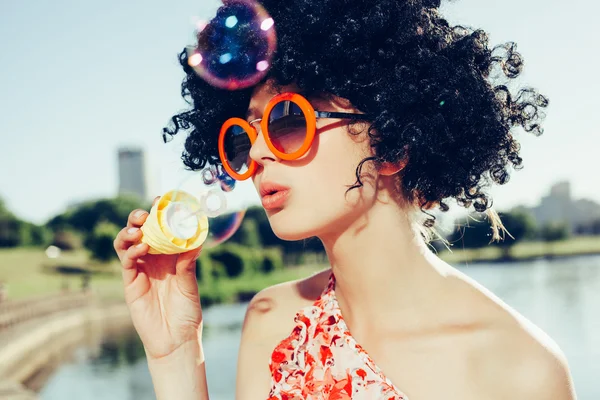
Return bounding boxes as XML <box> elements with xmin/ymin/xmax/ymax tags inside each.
<box><xmin>267</xmin><ymin>271</ymin><xmax>409</xmax><ymax>399</ymax></box>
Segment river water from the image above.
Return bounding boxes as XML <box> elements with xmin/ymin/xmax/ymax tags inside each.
<box><xmin>38</xmin><ymin>255</ymin><xmax>600</xmax><ymax>399</ymax></box>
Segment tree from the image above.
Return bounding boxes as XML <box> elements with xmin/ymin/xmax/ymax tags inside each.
<box><xmin>446</xmin><ymin>210</ymin><xmax>537</xmax><ymax>259</ymax></box>
<box><xmin>447</xmin><ymin>215</ymin><xmax>493</xmax><ymax>249</ymax></box>
<box><xmin>65</xmin><ymin>195</ymin><xmax>149</xmax><ymax>234</ymax></box>
<box><xmin>85</xmin><ymin>221</ymin><xmax>121</xmax><ymax>262</ymax></box>
<box><xmin>574</xmin><ymin>218</ymin><xmax>600</xmax><ymax>235</ymax></box>
<box><xmin>47</xmin><ymin>195</ymin><xmax>148</xmax><ymax>235</ymax></box>
<box><xmin>28</xmin><ymin>223</ymin><xmax>53</xmax><ymax>247</ymax></box>
<box><xmin>51</xmin><ymin>229</ymin><xmax>83</xmax><ymax>251</ymax></box>
<box><xmin>0</xmin><ymin>217</ymin><xmax>21</xmax><ymax>248</ymax></box>
<box><xmin>0</xmin><ymin>197</ymin><xmax>54</xmax><ymax>248</ymax></box>
<box><xmin>230</xmin><ymin>218</ymin><xmax>262</xmax><ymax>248</ymax></box>
<box><xmin>494</xmin><ymin>210</ymin><xmax>538</xmax><ymax>259</ymax></box>
<box><xmin>0</xmin><ymin>197</ymin><xmax>21</xmax><ymax>247</ymax></box>
<box><xmin>540</xmin><ymin>222</ymin><xmax>570</xmax><ymax>257</ymax></box>
<box><xmin>541</xmin><ymin>222</ymin><xmax>570</xmax><ymax>242</ymax></box>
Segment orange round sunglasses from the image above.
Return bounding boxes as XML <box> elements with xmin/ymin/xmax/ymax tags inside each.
<box><xmin>218</xmin><ymin>92</ymin><xmax>372</xmax><ymax>180</ymax></box>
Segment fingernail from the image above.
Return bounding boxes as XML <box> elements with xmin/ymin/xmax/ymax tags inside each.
<box><xmin>135</xmin><ymin>210</ymin><xmax>145</xmax><ymax>218</ymax></box>
<box><xmin>136</xmin><ymin>243</ymin><xmax>145</xmax><ymax>248</ymax></box>
<box><xmin>127</xmin><ymin>227</ymin><xmax>139</xmax><ymax>234</ymax></box>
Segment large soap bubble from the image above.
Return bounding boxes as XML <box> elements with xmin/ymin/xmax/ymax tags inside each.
<box><xmin>187</xmin><ymin>0</ymin><xmax>277</xmax><ymax>90</ymax></box>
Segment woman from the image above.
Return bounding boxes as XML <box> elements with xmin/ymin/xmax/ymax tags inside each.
<box><xmin>114</xmin><ymin>0</ymin><xmax>576</xmax><ymax>398</ymax></box>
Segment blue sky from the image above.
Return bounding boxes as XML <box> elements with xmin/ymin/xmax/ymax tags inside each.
<box><xmin>0</xmin><ymin>0</ymin><xmax>598</xmax><ymax>225</ymax></box>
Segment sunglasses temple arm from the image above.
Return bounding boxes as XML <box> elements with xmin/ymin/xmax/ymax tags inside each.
<box><xmin>314</xmin><ymin>111</ymin><xmax>371</xmax><ymax>120</ymax></box>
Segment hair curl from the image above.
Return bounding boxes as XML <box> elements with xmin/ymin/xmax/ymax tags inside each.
<box><xmin>163</xmin><ymin>0</ymin><xmax>549</xmax><ymax>242</ymax></box>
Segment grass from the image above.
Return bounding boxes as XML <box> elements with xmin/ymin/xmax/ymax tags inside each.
<box><xmin>0</xmin><ymin>247</ymin><xmax>326</xmax><ymax>305</ymax></box>
<box><xmin>1</xmin><ymin>235</ymin><xmax>599</xmax><ymax>304</ymax></box>
<box><xmin>438</xmin><ymin>235</ymin><xmax>600</xmax><ymax>264</ymax></box>
<box><xmin>197</xmin><ymin>263</ymin><xmax>326</xmax><ymax>307</ymax></box>
<box><xmin>0</xmin><ymin>247</ymin><xmax>123</xmax><ymax>301</ymax></box>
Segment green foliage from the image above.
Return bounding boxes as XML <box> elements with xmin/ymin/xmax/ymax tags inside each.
<box><xmin>85</xmin><ymin>221</ymin><xmax>121</xmax><ymax>262</ymax></box>
<box><xmin>195</xmin><ymin>256</ymin><xmax>206</xmax><ymax>282</ymax></box>
<box><xmin>260</xmin><ymin>247</ymin><xmax>284</xmax><ymax>273</ymax></box>
<box><xmin>244</xmin><ymin>206</ymin><xmax>279</xmax><ymax>246</ymax></box>
<box><xmin>44</xmin><ymin>195</ymin><xmax>150</xmax><ymax>260</ymax></box>
<box><xmin>211</xmin><ymin>247</ymin><xmax>244</xmax><ymax>278</ymax></box>
<box><xmin>51</xmin><ymin>229</ymin><xmax>83</xmax><ymax>251</ymax></box>
<box><xmin>574</xmin><ymin>219</ymin><xmax>600</xmax><ymax>235</ymax></box>
<box><xmin>448</xmin><ymin>210</ymin><xmax>538</xmax><ymax>250</ymax></box>
<box><xmin>208</xmin><ymin>243</ymin><xmax>258</xmax><ymax>278</ymax></box>
<box><xmin>197</xmin><ymin>243</ymin><xmax>284</xmax><ymax>282</ymax></box>
<box><xmin>48</xmin><ymin>195</ymin><xmax>149</xmax><ymax>235</ymax></box>
<box><xmin>541</xmin><ymin>222</ymin><xmax>570</xmax><ymax>242</ymax></box>
<box><xmin>0</xmin><ymin>197</ymin><xmax>52</xmax><ymax>248</ymax></box>
<box><xmin>447</xmin><ymin>216</ymin><xmax>493</xmax><ymax>249</ymax></box>
<box><xmin>495</xmin><ymin>211</ymin><xmax>538</xmax><ymax>248</ymax></box>
<box><xmin>0</xmin><ymin>216</ymin><xmax>21</xmax><ymax>248</ymax></box>
<box><xmin>18</xmin><ymin>222</ymin><xmax>52</xmax><ymax>247</ymax></box>
<box><xmin>230</xmin><ymin>218</ymin><xmax>262</xmax><ymax>248</ymax></box>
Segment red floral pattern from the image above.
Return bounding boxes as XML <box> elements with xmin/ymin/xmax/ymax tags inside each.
<box><xmin>268</xmin><ymin>272</ymin><xmax>408</xmax><ymax>399</ymax></box>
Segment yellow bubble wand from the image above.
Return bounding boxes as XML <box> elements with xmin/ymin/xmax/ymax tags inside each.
<box><xmin>139</xmin><ymin>187</ymin><xmax>227</xmax><ymax>255</ymax></box>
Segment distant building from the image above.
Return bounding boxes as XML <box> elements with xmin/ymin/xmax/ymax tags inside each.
<box><xmin>118</xmin><ymin>148</ymin><xmax>148</xmax><ymax>201</ymax></box>
<box><xmin>520</xmin><ymin>181</ymin><xmax>600</xmax><ymax>233</ymax></box>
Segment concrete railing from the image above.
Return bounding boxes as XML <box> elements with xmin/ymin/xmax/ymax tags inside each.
<box><xmin>0</xmin><ymin>292</ymin><xmax>94</xmax><ymax>332</ymax></box>
<box><xmin>0</xmin><ymin>302</ymin><xmax>132</xmax><ymax>398</ymax></box>
<box><xmin>0</xmin><ymin>292</ymin><xmax>131</xmax><ymax>399</ymax></box>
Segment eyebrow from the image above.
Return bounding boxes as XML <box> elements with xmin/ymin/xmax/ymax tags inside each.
<box><xmin>246</xmin><ymin>107</ymin><xmax>259</xmax><ymax>120</ymax></box>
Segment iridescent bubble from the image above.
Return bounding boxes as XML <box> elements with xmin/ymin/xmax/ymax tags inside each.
<box><xmin>217</xmin><ymin>169</ymin><xmax>236</xmax><ymax>192</ymax></box>
<box><xmin>187</xmin><ymin>0</ymin><xmax>277</xmax><ymax>90</ymax></box>
<box><xmin>202</xmin><ymin>168</ymin><xmax>218</xmax><ymax>185</ymax></box>
<box><xmin>205</xmin><ymin>209</ymin><xmax>247</xmax><ymax>247</ymax></box>
<box><xmin>166</xmin><ymin>167</ymin><xmax>247</xmax><ymax>249</ymax></box>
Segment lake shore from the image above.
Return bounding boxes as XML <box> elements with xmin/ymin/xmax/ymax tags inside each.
<box><xmin>1</xmin><ymin>235</ymin><xmax>599</xmax><ymax>306</ymax></box>
<box><xmin>0</xmin><ymin>302</ymin><xmax>132</xmax><ymax>397</ymax></box>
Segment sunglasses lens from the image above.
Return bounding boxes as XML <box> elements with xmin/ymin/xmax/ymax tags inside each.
<box><xmin>267</xmin><ymin>100</ymin><xmax>308</xmax><ymax>154</ymax></box>
<box><xmin>223</xmin><ymin>124</ymin><xmax>252</xmax><ymax>174</ymax></box>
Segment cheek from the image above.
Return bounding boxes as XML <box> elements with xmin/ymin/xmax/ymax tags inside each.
<box><xmin>297</xmin><ymin>129</ymin><xmax>377</xmax><ymax>209</ymax></box>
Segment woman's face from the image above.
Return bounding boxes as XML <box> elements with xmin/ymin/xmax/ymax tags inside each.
<box><xmin>247</xmin><ymin>81</ymin><xmax>383</xmax><ymax>241</ymax></box>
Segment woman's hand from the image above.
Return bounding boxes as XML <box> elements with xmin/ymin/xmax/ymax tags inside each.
<box><xmin>113</xmin><ymin>198</ymin><xmax>204</xmax><ymax>361</ymax></box>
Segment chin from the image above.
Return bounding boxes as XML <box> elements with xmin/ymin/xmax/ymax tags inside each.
<box><xmin>265</xmin><ymin>209</ymin><xmax>319</xmax><ymax>241</ymax></box>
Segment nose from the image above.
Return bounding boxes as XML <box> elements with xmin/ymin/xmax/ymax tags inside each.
<box><xmin>248</xmin><ymin>122</ymin><xmax>277</xmax><ymax>165</ymax></box>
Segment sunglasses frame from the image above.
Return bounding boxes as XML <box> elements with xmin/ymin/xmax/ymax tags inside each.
<box><xmin>218</xmin><ymin>92</ymin><xmax>371</xmax><ymax>180</ymax></box>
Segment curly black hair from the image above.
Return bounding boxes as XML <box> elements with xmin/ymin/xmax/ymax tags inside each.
<box><xmin>163</xmin><ymin>0</ymin><xmax>549</xmax><ymax>242</ymax></box>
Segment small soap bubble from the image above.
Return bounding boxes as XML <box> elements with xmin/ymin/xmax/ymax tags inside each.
<box><xmin>216</xmin><ymin>167</ymin><xmax>236</xmax><ymax>192</ymax></box>
<box><xmin>187</xmin><ymin>0</ymin><xmax>277</xmax><ymax>90</ymax></box>
<box><xmin>220</xmin><ymin>177</ymin><xmax>236</xmax><ymax>192</ymax></box>
<box><xmin>202</xmin><ymin>168</ymin><xmax>218</xmax><ymax>185</ymax></box>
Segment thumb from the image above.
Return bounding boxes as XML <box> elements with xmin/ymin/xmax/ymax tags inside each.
<box><xmin>175</xmin><ymin>246</ymin><xmax>203</xmax><ymax>293</ymax></box>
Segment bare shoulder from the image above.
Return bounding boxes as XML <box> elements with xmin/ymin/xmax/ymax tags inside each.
<box><xmin>451</xmin><ymin>270</ymin><xmax>577</xmax><ymax>399</ymax></box>
<box><xmin>244</xmin><ymin>267</ymin><xmax>331</xmax><ymax>332</ymax></box>
<box><xmin>483</xmin><ymin>316</ymin><xmax>576</xmax><ymax>399</ymax></box>
<box><xmin>235</xmin><ymin>267</ymin><xmax>331</xmax><ymax>399</ymax></box>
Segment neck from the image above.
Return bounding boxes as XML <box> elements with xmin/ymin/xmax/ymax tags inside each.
<box><xmin>319</xmin><ymin>198</ymin><xmax>453</xmax><ymax>333</ymax></box>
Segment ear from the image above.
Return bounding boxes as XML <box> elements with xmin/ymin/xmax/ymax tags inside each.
<box><xmin>379</xmin><ymin>159</ymin><xmax>408</xmax><ymax>176</ymax></box>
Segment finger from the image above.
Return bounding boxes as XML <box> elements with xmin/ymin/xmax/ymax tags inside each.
<box><xmin>175</xmin><ymin>246</ymin><xmax>203</xmax><ymax>294</ymax></box>
<box><xmin>113</xmin><ymin>226</ymin><xmax>143</xmax><ymax>253</ymax></box>
<box><xmin>127</xmin><ymin>208</ymin><xmax>149</xmax><ymax>228</ymax></box>
<box><xmin>121</xmin><ymin>242</ymin><xmax>149</xmax><ymax>286</ymax></box>
<box><xmin>176</xmin><ymin>246</ymin><xmax>203</xmax><ymax>274</ymax></box>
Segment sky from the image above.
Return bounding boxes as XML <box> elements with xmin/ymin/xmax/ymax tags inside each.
<box><xmin>0</xmin><ymin>0</ymin><xmax>598</xmax><ymax>225</ymax></box>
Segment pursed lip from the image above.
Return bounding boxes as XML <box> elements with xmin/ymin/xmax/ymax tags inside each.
<box><xmin>259</xmin><ymin>181</ymin><xmax>291</xmax><ymax>198</ymax></box>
